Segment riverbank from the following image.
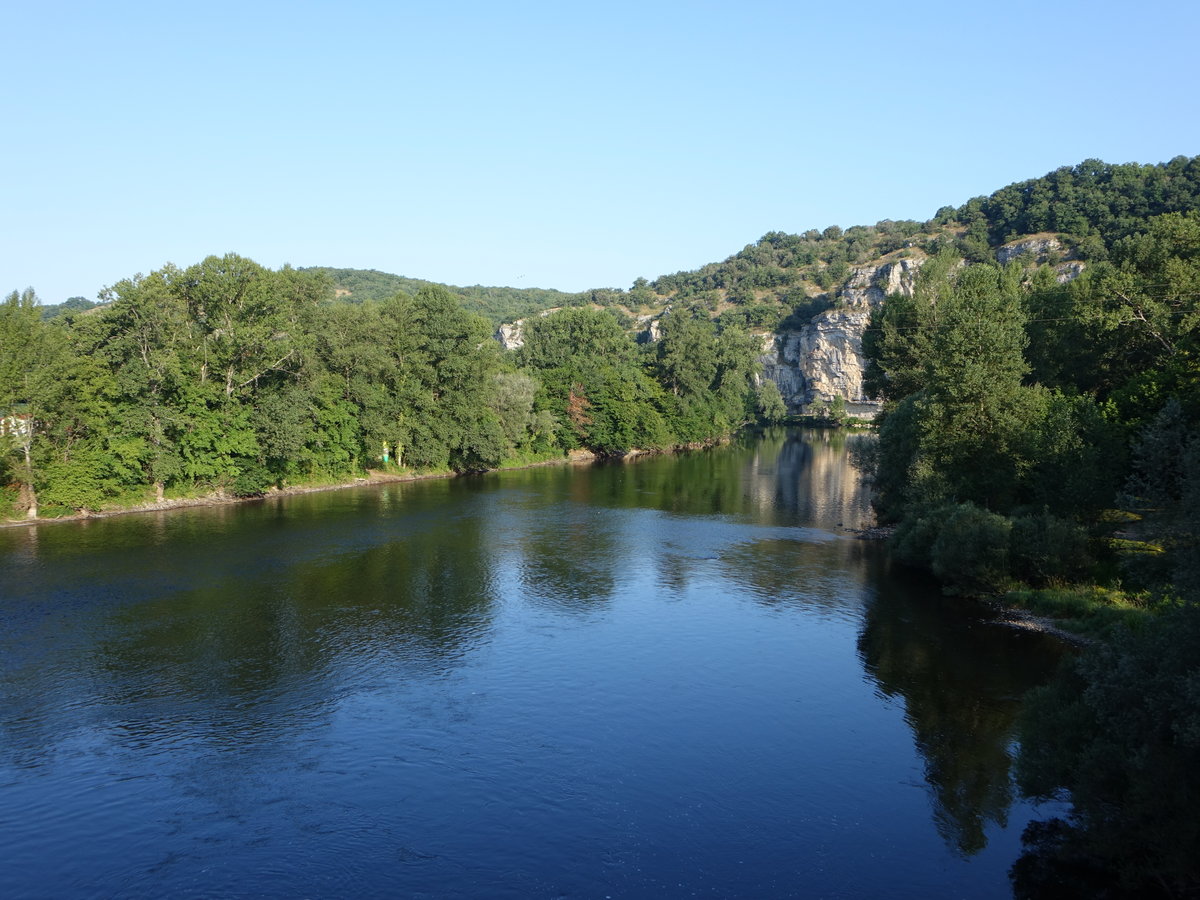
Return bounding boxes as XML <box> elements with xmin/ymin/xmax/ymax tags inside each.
<box><xmin>849</xmin><ymin>522</ymin><xmax>1146</xmax><ymax>647</ymax></box>
<box><xmin>0</xmin><ymin>449</ymin><xmax>604</xmax><ymax>529</ymax></box>
<box><xmin>1</xmin><ymin>436</ymin><xmax>756</xmax><ymax>529</ymax></box>
<box><xmin>994</xmin><ymin>585</ymin><xmax>1150</xmax><ymax>642</ymax></box>
<box><xmin>1</xmin><ymin>431</ymin><xmax>756</xmax><ymax>529</ymax></box>
<box><xmin>983</xmin><ymin>601</ymin><xmax>1097</xmax><ymax>647</ymax></box>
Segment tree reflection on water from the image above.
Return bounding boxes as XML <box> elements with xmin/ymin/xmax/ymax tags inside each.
<box><xmin>858</xmin><ymin>564</ymin><xmax>1064</xmax><ymax>855</ymax></box>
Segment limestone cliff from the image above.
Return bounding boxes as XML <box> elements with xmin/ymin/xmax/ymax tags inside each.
<box><xmin>759</xmin><ymin>257</ymin><xmax>924</xmax><ymax>419</ymax></box>
<box><xmin>996</xmin><ymin>235</ymin><xmax>1064</xmax><ymax>265</ymax></box>
<box><xmin>495</xmin><ymin>320</ymin><xmax>525</xmax><ymax>350</ymax></box>
<box><xmin>493</xmin><ymin>248</ymin><xmax>1081</xmax><ymax>423</ymax></box>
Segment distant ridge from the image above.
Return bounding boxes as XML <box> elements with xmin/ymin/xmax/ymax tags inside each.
<box><xmin>301</xmin><ymin>267</ymin><xmax>590</xmax><ymax>325</ymax></box>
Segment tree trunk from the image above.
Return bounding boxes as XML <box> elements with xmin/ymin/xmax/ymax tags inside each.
<box><xmin>21</xmin><ymin>443</ymin><xmax>37</xmax><ymax>518</ymax></box>
<box><xmin>19</xmin><ymin>482</ymin><xmax>37</xmax><ymax>519</ymax></box>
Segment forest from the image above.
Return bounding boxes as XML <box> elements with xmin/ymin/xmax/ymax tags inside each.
<box><xmin>5</xmin><ymin>155</ymin><xmax>1200</xmax><ymax>896</ymax></box>
<box><xmin>859</xmin><ymin>165</ymin><xmax>1199</xmax><ymax>896</ymax></box>
<box><xmin>0</xmin><ymin>260</ymin><xmax>768</xmax><ymax>519</ymax></box>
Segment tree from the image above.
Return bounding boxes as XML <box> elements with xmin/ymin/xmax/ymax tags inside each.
<box><xmin>0</xmin><ymin>289</ymin><xmax>62</xmax><ymax>516</ymax></box>
<box><xmin>77</xmin><ymin>257</ymin><xmax>334</xmax><ymax>498</ymax></box>
<box><xmin>756</xmin><ymin>379</ymin><xmax>787</xmax><ymax>423</ymax></box>
<box><xmin>863</xmin><ymin>249</ymin><xmax>960</xmax><ymax>404</ymax></box>
<box><xmin>394</xmin><ymin>285</ymin><xmax>507</xmax><ymax>472</ymax></box>
<box><xmin>869</xmin><ymin>261</ymin><xmax>1035</xmax><ymax>516</ymax></box>
<box><xmin>1014</xmin><ymin>603</ymin><xmax>1200</xmax><ymax>897</ymax></box>
<box><xmin>655</xmin><ymin>309</ymin><xmax>718</xmax><ymax>399</ymax></box>
<box><xmin>490</xmin><ymin>371</ymin><xmax>540</xmax><ymax>450</ymax></box>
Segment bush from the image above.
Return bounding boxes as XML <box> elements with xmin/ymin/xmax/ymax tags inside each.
<box><xmin>230</xmin><ymin>460</ymin><xmax>274</xmax><ymax>497</ymax></box>
<box><xmin>1009</xmin><ymin>510</ymin><xmax>1094</xmax><ymax>584</ymax></box>
<box><xmin>37</xmin><ymin>451</ymin><xmax>110</xmax><ymax>512</ymax></box>
<box><xmin>0</xmin><ymin>481</ymin><xmax>19</xmax><ymax>517</ymax></box>
<box><xmin>930</xmin><ymin>502</ymin><xmax>1012</xmax><ymax>594</ymax></box>
<box><xmin>891</xmin><ymin>502</ymin><xmax>954</xmax><ymax>569</ymax></box>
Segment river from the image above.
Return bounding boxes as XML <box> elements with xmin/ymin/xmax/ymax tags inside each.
<box><xmin>0</xmin><ymin>427</ymin><xmax>1063</xmax><ymax>898</ymax></box>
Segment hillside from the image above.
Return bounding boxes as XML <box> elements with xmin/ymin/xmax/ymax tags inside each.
<box><xmin>300</xmin><ymin>267</ymin><xmax>590</xmax><ymax>325</ymax></box>
<box><xmin>626</xmin><ymin>155</ymin><xmax>1200</xmax><ymax>332</ymax></box>
<box><xmin>490</xmin><ymin>155</ymin><xmax>1200</xmax><ymax>420</ymax></box>
<box><xmin>309</xmin><ymin>156</ymin><xmax>1200</xmax><ymax>339</ymax></box>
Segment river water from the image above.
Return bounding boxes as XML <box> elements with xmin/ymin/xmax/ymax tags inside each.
<box><xmin>0</xmin><ymin>428</ymin><xmax>1062</xmax><ymax>898</ymax></box>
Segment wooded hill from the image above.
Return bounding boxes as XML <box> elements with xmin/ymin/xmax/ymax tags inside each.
<box><xmin>298</xmin><ymin>267</ymin><xmax>593</xmax><ymax>325</ymax></box>
<box><xmin>304</xmin><ymin>156</ymin><xmax>1200</xmax><ymax>341</ymax></box>
<box><xmin>643</xmin><ymin>155</ymin><xmax>1200</xmax><ymax>333</ymax></box>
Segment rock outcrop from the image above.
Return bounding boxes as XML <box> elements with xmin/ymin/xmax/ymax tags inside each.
<box><xmin>996</xmin><ymin>235</ymin><xmax>1063</xmax><ymax>265</ymax></box>
<box><xmin>1055</xmin><ymin>261</ymin><xmax>1086</xmax><ymax>283</ymax></box>
<box><xmin>636</xmin><ymin>313</ymin><xmax>664</xmax><ymax>343</ymax></box>
<box><xmin>494</xmin><ymin>306</ymin><xmax>570</xmax><ymax>351</ymax></box>
<box><xmin>758</xmin><ymin>257</ymin><xmax>924</xmax><ymax>419</ymax></box>
<box><xmin>841</xmin><ymin>257</ymin><xmax>923</xmax><ymax>306</ymax></box>
<box><xmin>495</xmin><ymin>321</ymin><xmax>525</xmax><ymax>350</ymax></box>
<box><xmin>996</xmin><ymin>236</ymin><xmax>1086</xmax><ymax>283</ymax></box>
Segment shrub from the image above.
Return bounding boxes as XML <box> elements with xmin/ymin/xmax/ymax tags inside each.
<box><xmin>1009</xmin><ymin>510</ymin><xmax>1094</xmax><ymax>584</ymax></box>
<box><xmin>930</xmin><ymin>502</ymin><xmax>1012</xmax><ymax>594</ymax></box>
<box><xmin>230</xmin><ymin>461</ymin><xmax>274</xmax><ymax>497</ymax></box>
<box><xmin>891</xmin><ymin>502</ymin><xmax>954</xmax><ymax>569</ymax></box>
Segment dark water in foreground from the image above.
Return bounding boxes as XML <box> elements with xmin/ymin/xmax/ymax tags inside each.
<box><xmin>0</xmin><ymin>428</ymin><xmax>1063</xmax><ymax>898</ymax></box>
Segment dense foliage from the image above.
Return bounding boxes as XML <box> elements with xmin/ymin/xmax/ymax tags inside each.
<box><xmin>646</xmin><ymin>155</ymin><xmax>1200</xmax><ymax>340</ymax></box>
<box><xmin>1</xmin><ymin>256</ymin><xmax>761</xmax><ymax>518</ymax></box>
<box><xmin>861</xmin><ymin>172</ymin><xmax>1200</xmax><ymax>894</ymax></box>
<box><xmin>955</xmin><ymin>156</ymin><xmax>1200</xmax><ymax>255</ymax></box>
<box><xmin>302</xmin><ymin>266</ymin><xmax>591</xmax><ymax>325</ymax></box>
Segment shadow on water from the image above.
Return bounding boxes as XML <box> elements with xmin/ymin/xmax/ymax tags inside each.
<box><xmin>858</xmin><ymin>557</ymin><xmax>1066</xmax><ymax>856</ymax></box>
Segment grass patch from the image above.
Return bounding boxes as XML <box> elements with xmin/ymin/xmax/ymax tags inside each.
<box><xmin>1005</xmin><ymin>585</ymin><xmax>1153</xmax><ymax>639</ymax></box>
<box><xmin>36</xmin><ymin>504</ymin><xmax>78</xmax><ymax>519</ymax></box>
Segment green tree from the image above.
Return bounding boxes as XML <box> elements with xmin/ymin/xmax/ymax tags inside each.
<box><xmin>863</xmin><ymin>249</ymin><xmax>960</xmax><ymax>404</ymax></box>
<box><xmin>395</xmin><ymin>285</ymin><xmax>507</xmax><ymax>472</ymax></box>
<box><xmin>518</xmin><ymin>307</ymin><xmax>670</xmax><ymax>454</ymax></box>
<box><xmin>1014</xmin><ymin>603</ymin><xmax>1200</xmax><ymax>898</ymax></box>
<box><xmin>755</xmin><ymin>379</ymin><xmax>787</xmax><ymax>423</ymax></box>
<box><xmin>79</xmin><ymin>256</ymin><xmax>332</xmax><ymax>498</ymax></box>
<box><xmin>870</xmin><ymin>262</ymin><xmax>1035</xmax><ymax>517</ymax></box>
<box><xmin>0</xmin><ymin>289</ymin><xmax>63</xmax><ymax>516</ymax></box>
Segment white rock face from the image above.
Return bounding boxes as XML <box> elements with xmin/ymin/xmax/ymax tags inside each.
<box><xmin>495</xmin><ymin>321</ymin><xmax>525</xmax><ymax>350</ymax></box>
<box><xmin>841</xmin><ymin>257</ymin><xmax>922</xmax><ymax>306</ymax></box>
<box><xmin>759</xmin><ymin>258</ymin><xmax>924</xmax><ymax>419</ymax></box>
<box><xmin>1055</xmin><ymin>261</ymin><xmax>1086</xmax><ymax>283</ymax></box>
<box><xmin>997</xmin><ymin>236</ymin><xmax>1063</xmax><ymax>264</ymax></box>
<box><xmin>636</xmin><ymin>313</ymin><xmax>664</xmax><ymax>343</ymax></box>
<box><xmin>494</xmin><ymin>307</ymin><xmax>571</xmax><ymax>351</ymax></box>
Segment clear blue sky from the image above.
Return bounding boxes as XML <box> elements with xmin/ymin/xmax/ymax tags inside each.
<box><xmin>4</xmin><ymin>0</ymin><xmax>1198</xmax><ymax>304</ymax></box>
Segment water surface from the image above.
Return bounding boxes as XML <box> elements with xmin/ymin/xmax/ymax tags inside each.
<box><xmin>0</xmin><ymin>428</ymin><xmax>1062</xmax><ymax>898</ymax></box>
